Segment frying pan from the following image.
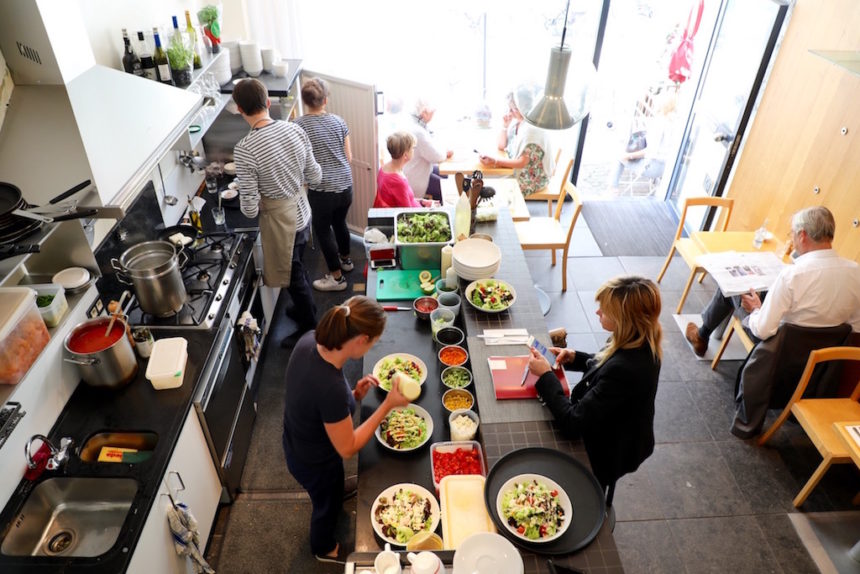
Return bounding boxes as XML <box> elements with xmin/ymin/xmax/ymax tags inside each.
<box><xmin>0</xmin><ymin>180</ymin><xmax>97</xmax><ymax>244</ymax></box>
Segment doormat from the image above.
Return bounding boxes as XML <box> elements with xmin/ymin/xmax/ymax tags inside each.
<box><xmin>673</xmin><ymin>314</ymin><xmax>750</xmax><ymax>362</ymax></box>
<box><xmin>581</xmin><ymin>199</ymin><xmax>677</xmax><ymax>257</ymax></box>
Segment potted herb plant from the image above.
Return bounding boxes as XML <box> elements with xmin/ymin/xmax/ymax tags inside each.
<box><xmin>197</xmin><ymin>5</ymin><xmax>222</xmax><ymax>53</ymax></box>
<box><xmin>167</xmin><ymin>36</ymin><xmax>194</xmax><ymax>87</ymax></box>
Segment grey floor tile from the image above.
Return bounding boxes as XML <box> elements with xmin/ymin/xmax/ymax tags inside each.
<box><xmin>646</xmin><ymin>442</ymin><xmax>751</xmax><ymax>518</ymax></box>
<box><xmin>568</xmin><ymin>257</ymin><xmax>627</xmax><ymax>291</ymax></box>
<box><xmin>525</xmin><ymin>254</ymin><xmax>569</xmax><ymax>293</ymax></box>
<box><xmin>687</xmin><ymin>379</ymin><xmax>740</xmax><ymax>443</ymax></box>
<box><xmin>716</xmin><ymin>439</ymin><xmax>802</xmax><ymax>514</ymax></box>
<box><xmin>754</xmin><ymin>514</ymin><xmax>819</xmax><ymax>574</ymax></box>
<box><xmin>653</xmin><ymin>382</ymin><xmax>714</xmax><ymax>444</ymax></box>
<box><xmin>545</xmin><ymin>290</ymin><xmax>592</xmax><ymax>333</ymax></box>
<box><xmin>577</xmin><ymin>290</ymin><xmax>603</xmax><ymax>332</ymax></box>
<box><xmin>612</xmin><ymin>469</ymin><xmax>664</xmax><ymax>522</ymax></box>
<box><xmin>659</xmin><ymin>331</ymin><xmax>729</xmax><ymax>384</ymax></box>
<box><xmin>614</xmin><ymin>520</ymin><xmax>682</xmax><ymax>574</ymax></box>
<box><xmin>668</xmin><ymin>516</ymin><xmax>781</xmax><ymax>574</ymax></box>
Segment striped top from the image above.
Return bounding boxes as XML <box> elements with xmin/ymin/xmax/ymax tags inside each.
<box><xmin>292</xmin><ymin>113</ymin><xmax>352</xmax><ymax>193</ymax></box>
<box><xmin>234</xmin><ymin>120</ymin><xmax>322</xmax><ymax>229</ymax></box>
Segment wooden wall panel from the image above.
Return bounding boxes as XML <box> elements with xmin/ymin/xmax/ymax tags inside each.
<box><xmin>726</xmin><ymin>0</ymin><xmax>860</xmax><ymax>262</ymax></box>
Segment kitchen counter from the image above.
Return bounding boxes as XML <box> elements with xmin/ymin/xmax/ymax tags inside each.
<box><xmin>219</xmin><ymin>59</ymin><xmax>302</xmax><ymax>98</ymax></box>
<box><xmin>354</xmin><ymin>209</ymin><xmax>622</xmax><ymax>573</ymax></box>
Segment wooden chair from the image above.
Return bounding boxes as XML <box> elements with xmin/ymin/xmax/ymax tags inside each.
<box><xmin>656</xmin><ymin>196</ymin><xmax>734</xmax><ymax>314</ymax></box>
<box><xmin>524</xmin><ymin>150</ymin><xmax>568</xmax><ymax>217</ymax></box>
<box><xmin>514</xmin><ymin>180</ymin><xmax>582</xmax><ymax>292</ymax></box>
<box><xmin>758</xmin><ymin>346</ymin><xmax>860</xmax><ymax>507</ymax></box>
<box><xmin>710</xmin><ymin>316</ymin><xmax>755</xmax><ymax>370</ymax></box>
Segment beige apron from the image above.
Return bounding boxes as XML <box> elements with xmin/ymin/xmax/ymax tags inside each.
<box><xmin>259</xmin><ymin>194</ymin><xmax>299</xmax><ymax>287</ymax></box>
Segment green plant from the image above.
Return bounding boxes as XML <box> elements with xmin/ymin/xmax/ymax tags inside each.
<box><xmin>197</xmin><ymin>5</ymin><xmax>221</xmax><ymax>41</ymax></box>
<box><xmin>167</xmin><ymin>37</ymin><xmax>194</xmax><ymax>70</ymax></box>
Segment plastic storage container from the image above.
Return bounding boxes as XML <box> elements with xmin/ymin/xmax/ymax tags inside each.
<box><xmin>0</xmin><ymin>287</ymin><xmax>50</xmax><ymax>385</ymax></box>
<box><xmin>394</xmin><ymin>210</ymin><xmax>453</xmax><ymax>270</ymax></box>
<box><xmin>145</xmin><ymin>337</ymin><xmax>188</xmax><ymax>390</ymax></box>
<box><xmin>31</xmin><ymin>283</ymin><xmax>68</xmax><ymax>328</ymax></box>
<box><xmin>439</xmin><ymin>474</ymin><xmax>496</xmax><ymax>550</ymax></box>
<box><xmin>430</xmin><ymin>440</ymin><xmax>486</xmax><ymax>494</ymax></box>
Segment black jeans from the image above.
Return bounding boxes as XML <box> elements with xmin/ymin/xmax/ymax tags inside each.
<box><xmin>283</xmin><ymin>447</ymin><xmax>344</xmax><ymax>556</ymax></box>
<box><xmin>307</xmin><ymin>188</ymin><xmax>353</xmax><ymax>272</ymax></box>
<box><xmin>289</xmin><ymin>225</ymin><xmax>317</xmax><ymax>330</ymax></box>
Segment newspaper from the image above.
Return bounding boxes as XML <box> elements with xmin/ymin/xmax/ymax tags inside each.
<box><xmin>695</xmin><ymin>251</ymin><xmax>787</xmax><ymax>296</ymax></box>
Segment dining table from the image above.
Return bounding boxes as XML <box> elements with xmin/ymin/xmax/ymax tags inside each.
<box><xmin>348</xmin><ymin>207</ymin><xmax>623</xmax><ymax>573</ymax></box>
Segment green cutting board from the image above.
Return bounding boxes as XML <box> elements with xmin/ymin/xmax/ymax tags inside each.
<box><xmin>376</xmin><ymin>269</ymin><xmax>439</xmax><ymax>301</ymax></box>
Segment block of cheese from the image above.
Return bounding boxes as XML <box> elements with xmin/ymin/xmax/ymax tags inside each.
<box><xmin>439</xmin><ymin>474</ymin><xmax>496</xmax><ymax>550</ymax></box>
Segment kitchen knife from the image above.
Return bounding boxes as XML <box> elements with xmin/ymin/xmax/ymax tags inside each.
<box><xmin>382</xmin><ymin>306</ymin><xmax>411</xmax><ymax>311</ymax></box>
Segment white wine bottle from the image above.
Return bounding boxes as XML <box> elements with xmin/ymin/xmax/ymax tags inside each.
<box><xmin>152</xmin><ymin>28</ymin><xmax>173</xmax><ymax>86</ymax></box>
<box><xmin>185</xmin><ymin>10</ymin><xmax>202</xmax><ymax>69</ymax></box>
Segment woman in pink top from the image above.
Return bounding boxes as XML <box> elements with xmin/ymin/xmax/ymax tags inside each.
<box><xmin>374</xmin><ymin>132</ymin><xmax>434</xmax><ymax>208</ymax></box>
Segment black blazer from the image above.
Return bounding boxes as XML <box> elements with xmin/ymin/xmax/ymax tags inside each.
<box><xmin>535</xmin><ymin>344</ymin><xmax>660</xmax><ymax>488</ymax></box>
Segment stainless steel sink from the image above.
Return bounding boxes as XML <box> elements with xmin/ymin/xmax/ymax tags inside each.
<box><xmin>1</xmin><ymin>477</ymin><xmax>137</xmax><ymax>557</ymax></box>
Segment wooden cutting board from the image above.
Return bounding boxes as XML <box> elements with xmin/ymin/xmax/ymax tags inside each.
<box><xmin>375</xmin><ymin>268</ymin><xmax>440</xmax><ymax>301</ymax></box>
<box><xmin>488</xmin><ymin>355</ymin><xmax>570</xmax><ymax>399</ymax></box>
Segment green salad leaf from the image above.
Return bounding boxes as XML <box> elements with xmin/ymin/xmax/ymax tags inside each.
<box><xmin>397</xmin><ymin>213</ymin><xmax>451</xmax><ymax>243</ymax></box>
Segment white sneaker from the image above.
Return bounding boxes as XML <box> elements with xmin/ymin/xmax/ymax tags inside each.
<box><xmin>313</xmin><ymin>274</ymin><xmax>347</xmax><ymax>292</ymax></box>
<box><xmin>339</xmin><ymin>256</ymin><xmax>354</xmax><ymax>272</ymax></box>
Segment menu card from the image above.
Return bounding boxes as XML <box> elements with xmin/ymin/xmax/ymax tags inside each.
<box><xmin>488</xmin><ymin>356</ymin><xmax>569</xmax><ymax>400</ymax></box>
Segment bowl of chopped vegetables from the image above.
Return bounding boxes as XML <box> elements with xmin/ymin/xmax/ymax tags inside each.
<box><xmin>464</xmin><ymin>279</ymin><xmax>516</xmax><ymax>313</ymax></box>
<box><xmin>438</xmin><ymin>345</ymin><xmax>468</xmax><ymax>368</ymax></box>
<box><xmin>412</xmin><ymin>296</ymin><xmax>438</xmax><ymax>320</ymax></box>
<box><xmin>375</xmin><ymin>404</ymin><xmax>434</xmax><ymax>452</ymax></box>
<box><xmin>442</xmin><ymin>388</ymin><xmax>474</xmax><ymax>413</ymax></box>
<box><xmin>441</xmin><ymin>366</ymin><xmax>472</xmax><ymax>390</ymax></box>
<box><xmin>496</xmin><ymin>474</ymin><xmax>572</xmax><ymax>543</ymax></box>
<box><xmin>373</xmin><ymin>353</ymin><xmax>428</xmax><ymax>392</ymax></box>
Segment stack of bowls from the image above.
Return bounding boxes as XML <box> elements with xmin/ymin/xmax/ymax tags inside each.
<box><xmin>212</xmin><ymin>48</ymin><xmax>233</xmax><ymax>85</ymax></box>
<box><xmin>239</xmin><ymin>41</ymin><xmax>263</xmax><ymax>77</ymax></box>
<box><xmin>222</xmin><ymin>40</ymin><xmax>242</xmax><ymax>74</ymax></box>
<box><xmin>452</xmin><ymin>238</ymin><xmax>501</xmax><ymax>280</ymax></box>
<box><xmin>261</xmin><ymin>48</ymin><xmax>278</xmax><ymax>73</ymax></box>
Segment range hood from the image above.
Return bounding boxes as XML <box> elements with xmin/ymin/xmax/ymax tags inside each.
<box><xmin>0</xmin><ymin>0</ymin><xmax>201</xmax><ymax>209</ymax></box>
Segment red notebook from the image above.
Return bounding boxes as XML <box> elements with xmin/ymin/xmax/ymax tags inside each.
<box><xmin>488</xmin><ymin>356</ymin><xmax>570</xmax><ymax>400</ymax></box>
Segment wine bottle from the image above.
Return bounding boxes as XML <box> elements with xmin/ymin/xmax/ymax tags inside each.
<box><xmin>121</xmin><ymin>29</ymin><xmax>143</xmax><ymax>76</ymax></box>
<box><xmin>137</xmin><ymin>31</ymin><xmax>157</xmax><ymax>81</ymax></box>
<box><xmin>152</xmin><ymin>28</ymin><xmax>173</xmax><ymax>86</ymax></box>
<box><xmin>185</xmin><ymin>10</ymin><xmax>202</xmax><ymax>69</ymax></box>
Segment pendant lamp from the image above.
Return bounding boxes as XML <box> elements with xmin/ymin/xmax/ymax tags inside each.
<box><xmin>522</xmin><ymin>0</ymin><xmax>594</xmax><ymax>130</ymax></box>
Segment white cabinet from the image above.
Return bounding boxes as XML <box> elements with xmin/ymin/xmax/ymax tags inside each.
<box><xmin>127</xmin><ymin>411</ymin><xmax>221</xmax><ymax>574</ymax></box>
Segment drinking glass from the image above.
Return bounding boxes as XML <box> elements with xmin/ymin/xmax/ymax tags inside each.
<box><xmin>205</xmin><ymin>174</ymin><xmax>218</xmax><ymax>194</ymax></box>
<box><xmin>211</xmin><ymin>207</ymin><xmax>225</xmax><ymax>225</ymax></box>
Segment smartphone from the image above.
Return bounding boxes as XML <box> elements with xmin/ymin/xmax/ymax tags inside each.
<box><xmin>370</xmin><ymin>259</ymin><xmax>395</xmax><ymax>269</ymax></box>
<box><xmin>527</xmin><ymin>335</ymin><xmax>556</xmax><ymax>365</ymax></box>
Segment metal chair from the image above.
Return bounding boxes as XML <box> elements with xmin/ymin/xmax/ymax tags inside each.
<box><xmin>656</xmin><ymin>196</ymin><xmax>734</xmax><ymax>314</ymax></box>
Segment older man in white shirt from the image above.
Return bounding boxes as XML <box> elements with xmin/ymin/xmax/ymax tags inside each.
<box><xmin>685</xmin><ymin>206</ymin><xmax>860</xmax><ymax>356</ymax></box>
<box><xmin>402</xmin><ymin>97</ymin><xmax>452</xmax><ymax>202</ymax></box>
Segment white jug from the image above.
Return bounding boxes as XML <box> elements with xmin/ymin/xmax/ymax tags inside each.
<box><xmin>374</xmin><ymin>543</ymin><xmax>401</xmax><ymax>574</ymax></box>
<box><xmin>407</xmin><ymin>551</ymin><xmax>441</xmax><ymax>574</ymax></box>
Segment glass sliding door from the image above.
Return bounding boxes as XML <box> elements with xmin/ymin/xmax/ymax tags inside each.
<box><xmin>664</xmin><ymin>0</ymin><xmax>788</xmax><ymax>230</ymax></box>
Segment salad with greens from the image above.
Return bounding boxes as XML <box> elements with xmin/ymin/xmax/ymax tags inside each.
<box><xmin>379</xmin><ymin>407</ymin><xmax>428</xmax><ymax>450</ymax></box>
<box><xmin>500</xmin><ymin>479</ymin><xmax>566</xmax><ymax>541</ymax></box>
<box><xmin>374</xmin><ymin>487</ymin><xmax>434</xmax><ymax>543</ymax></box>
<box><xmin>469</xmin><ymin>279</ymin><xmax>515</xmax><ymax>311</ymax></box>
<box><xmin>375</xmin><ymin>355</ymin><xmax>424</xmax><ymax>391</ymax></box>
<box><xmin>396</xmin><ymin>212</ymin><xmax>451</xmax><ymax>243</ymax></box>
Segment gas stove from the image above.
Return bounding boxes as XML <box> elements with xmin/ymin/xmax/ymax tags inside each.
<box><xmin>102</xmin><ymin>231</ymin><xmax>255</xmax><ymax>330</ymax></box>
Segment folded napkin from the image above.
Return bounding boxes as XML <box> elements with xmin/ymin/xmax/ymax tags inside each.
<box><xmin>167</xmin><ymin>501</ymin><xmax>215</xmax><ymax>574</ymax></box>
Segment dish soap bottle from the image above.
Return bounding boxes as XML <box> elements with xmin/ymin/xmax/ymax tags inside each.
<box><xmin>454</xmin><ymin>191</ymin><xmax>471</xmax><ymax>242</ymax></box>
<box><xmin>753</xmin><ymin>218</ymin><xmax>768</xmax><ymax>249</ymax></box>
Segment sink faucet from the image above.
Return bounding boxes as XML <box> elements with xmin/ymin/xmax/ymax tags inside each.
<box><xmin>26</xmin><ymin>435</ymin><xmax>75</xmax><ymax>471</ymax></box>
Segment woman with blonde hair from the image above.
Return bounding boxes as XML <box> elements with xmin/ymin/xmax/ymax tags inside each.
<box><xmin>282</xmin><ymin>296</ymin><xmax>409</xmax><ymax>562</ymax></box>
<box><xmin>527</xmin><ymin>275</ymin><xmax>662</xmax><ymax>497</ymax></box>
<box><xmin>374</xmin><ymin>132</ymin><xmax>435</xmax><ymax>208</ymax></box>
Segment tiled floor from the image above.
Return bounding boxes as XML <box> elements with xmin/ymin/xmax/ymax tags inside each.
<box><xmin>205</xmin><ymin>202</ymin><xmax>859</xmax><ymax>573</ymax></box>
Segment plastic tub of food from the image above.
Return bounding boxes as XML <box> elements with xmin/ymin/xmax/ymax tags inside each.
<box><xmin>449</xmin><ymin>409</ymin><xmax>480</xmax><ymax>442</ymax></box>
<box><xmin>31</xmin><ymin>283</ymin><xmax>68</xmax><ymax>328</ymax></box>
<box><xmin>0</xmin><ymin>287</ymin><xmax>50</xmax><ymax>385</ymax></box>
<box><xmin>439</xmin><ymin>474</ymin><xmax>496</xmax><ymax>550</ymax></box>
<box><xmin>430</xmin><ymin>440</ymin><xmax>486</xmax><ymax>494</ymax></box>
<box><xmin>394</xmin><ymin>210</ymin><xmax>452</xmax><ymax>270</ymax></box>
<box><xmin>145</xmin><ymin>337</ymin><xmax>188</xmax><ymax>390</ymax></box>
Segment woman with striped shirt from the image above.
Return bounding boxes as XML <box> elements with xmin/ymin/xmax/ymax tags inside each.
<box><xmin>293</xmin><ymin>78</ymin><xmax>355</xmax><ymax>292</ymax></box>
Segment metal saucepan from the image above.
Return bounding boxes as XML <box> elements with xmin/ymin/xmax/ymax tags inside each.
<box><xmin>111</xmin><ymin>240</ymin><xmax>189</xmax><ymax>317</ymax></box>
<box><xmin>64</xmin><ymin>316</ymin><xmax>139</xmax><ymax>389</ymax></box>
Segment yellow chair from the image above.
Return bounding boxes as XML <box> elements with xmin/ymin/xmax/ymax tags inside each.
<box><xmin>514</xmin><ymin>180</ymin><xmax>582</xmax><ymax>292</ymax></box>
<box><xmin>524</xmin><ymin>150</ymin><xmax>568</xmax><ymax>217</ymax></box>
<box><xmin>757</xmin><ymin>346</ymin><xmax>860</xmax><ymax>507</ymax></box>
<box><xmin>710</xmin><ymin>316</ymin><xmax>755</xmax><ymax>370</ymax></box>
<box><xmin>656</xmin><ymin>196</ymin><xmax>734</xmax><ymax>314</ymax></box>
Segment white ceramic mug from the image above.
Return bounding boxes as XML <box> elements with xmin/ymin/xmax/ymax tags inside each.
<box><xmin>374</xmin><ymin>543</ymin><xmax>401</xmax><ymax>574</ymax></box>
<box><xmin>407</xmin><ymin>551</ymin><xmax>441</xmax><ymax>574</ymax></box>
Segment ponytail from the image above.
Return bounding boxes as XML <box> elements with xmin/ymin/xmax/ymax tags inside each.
<box><xmin>315</xmin><ymin>296</ymin><xmax>386</xmax><ymax>350</ymax></box>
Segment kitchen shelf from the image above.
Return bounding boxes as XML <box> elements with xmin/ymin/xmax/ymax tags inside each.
<box><xmin>171</xmin><ymin>50</ymin><xmax>230</xmax><ymax>151</ymax></box>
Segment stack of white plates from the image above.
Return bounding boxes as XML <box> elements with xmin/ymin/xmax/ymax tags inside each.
<box><xmin>212</xmin><ymin>48</ymin><xmax>233</xmax><ymax>85</ymax></box>
<box><xmin>452</xmin><ymin>238</ymin><xmax>501</xmax><ymax>280</ymax></box>
<box><xmin>239</xmin><ymin>41</ymin><xmax>262</xmax><ymax>77</ymax></box>
<box><xmin>222</xmin><ymin>40</ymin><xmax>242</xmax><ymax>74</ymax></box>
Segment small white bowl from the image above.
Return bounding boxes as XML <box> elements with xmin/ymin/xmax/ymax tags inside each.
<box><xmin>220</xmin><ymin>189</ymin><xmax>238</xmax><ymax>201</ymax></box>
<box><xmin>223</xmin><ymin>162</ymin><xmax>237</xmax><ymax>175</ymax></box>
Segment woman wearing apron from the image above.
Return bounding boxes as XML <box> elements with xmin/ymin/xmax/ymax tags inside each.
<box><xmin>232</xmin><ymin>79</ymin><xmax>323</xmax><ymax>345</ymax></box>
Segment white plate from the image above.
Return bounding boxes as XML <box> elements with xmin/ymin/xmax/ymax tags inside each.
<box><xmin>370</xmin><ymin>483</ymin><xmax>440</xmax><ymax>547</ymax></box>
<box><xmin>220</xmin><ymin>188</ymin><xmax>238</xmax><ymax>200</ymax></box>
<box><xmin>453</xmin><ymin>532</ymin><xmax>524</xmax><ymax>574</ymax></box>
<box><xmin>375</xmin><ymin>404</ymin><xmax>433</xmax><ymax>452</ymax></box>
<box><xmin>372</xmin><ymin>353</ymin><xmax>428</xmax><ymax>392</ymax></box>
<box><xmin>452</xmin><ymin>238</ymin><xmax>501</xmax><ymax>270</ymax></box>
<box><xmin>52</xmin><ymin>267</ymin><xmax>90</xmax><ymax>290</ymax></box>
<box><xmin>495</xmin><ymin>474</ymin><xmax>572</xmax><ymax>543</ymax></box>
<box><xmin>464</xmin><ymin>279</ymin><xmax>516</xmax><ymax>313</ymax></box>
